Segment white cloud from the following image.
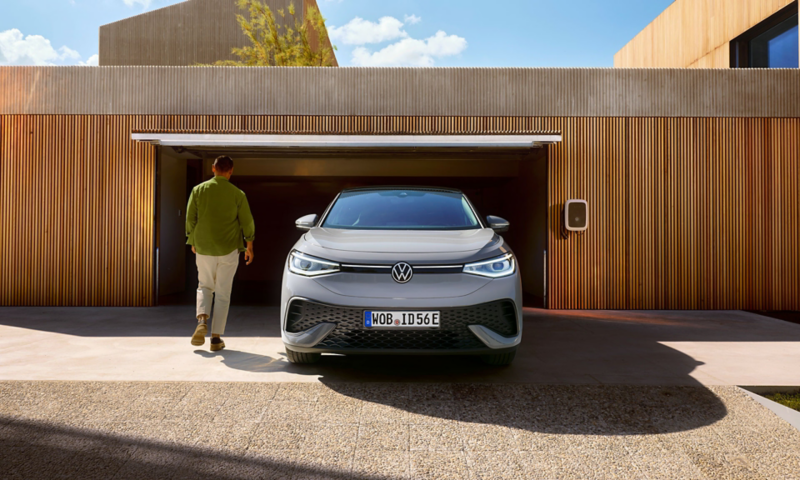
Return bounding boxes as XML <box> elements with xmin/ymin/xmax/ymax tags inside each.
<box><xmin>329</xmin><ymin>16</ymin><xmax>408</xmax><ymax>45</ymax></box>
<box><xmin>123</xmin><ymin>0</ymin><xmax>152</xmax><ymax>8</ymax></box>
<box><xmin>60</xmin><ymin>46</ymin><xmax>81</xmax><ymax>61</ymax></box>
<box><xmin>351</xmin><ymin>30</ymin><xmax>467</xmax><ymax>67</ymax></box>
<box><xmin>79</xmin><ymin>54</ymin><xmax>99</xmax><ymax>66</ymax></box>
<box><xmin>404</xmin><ymin>14</ymin><xmax>422</xmax><ymax>25</ymax></box>
<box><xmin>0</xmin><ymin>29</ymin><xmax>82</xmax><ymax>66</ymax></box>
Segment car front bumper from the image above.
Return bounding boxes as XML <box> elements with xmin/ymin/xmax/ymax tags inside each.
<box><xmin>280</xmin><ymin>270</ymin><xmax>523</xmax><ymax>355</ymax></box>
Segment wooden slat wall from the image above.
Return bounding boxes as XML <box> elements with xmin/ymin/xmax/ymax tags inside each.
<box><xmin>0</xmin><ymin>116</ymin><xmax>156</xmax><ymax>306</ymax></box>
<box><xmin>135</xmin><ymin>115</ymin><xmax>558</xmax><ymax>135</ymax></box>
<box><xmin>99</xmin><ymin>0</ymin><xmax>295</xmax><ymax>66</ymax></box>
<box><xmin>548</xmin><ymin>117</ymin><xmax>800</xmax><ymax>310</ymax></box>
<box><xmin>614</xmin><ymin>0</ymin><xmax>796</xmax><ymax>68</ymax></box>
<box><xmin>4</xmin><ymin>67</ymin><xmax>800</xmax><ymax>118</ymax></box>
<box><xmin>1</xmin><ymin>115</ymin><xmax>798</xmax><ymax>309</ymax></box>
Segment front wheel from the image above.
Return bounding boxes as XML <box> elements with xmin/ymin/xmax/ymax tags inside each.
<box><xmin>285</xmin><ymin>347</ymin><xmax>322</xmax><ymax>364</ymax></box>
<box><xmin>481</xmin><ymin>348</ymin><xmax>516</xmax><ymax>366</ymax></box>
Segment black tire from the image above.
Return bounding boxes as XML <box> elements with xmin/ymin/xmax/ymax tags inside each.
<box><xmin>285</xmin><ymin>347</ymin><xmax>322</xmax><ymax>364</ymax></box>
<box><xmin>481</xmin><ymin>348</ymin><xmax>516</xmax><ymax>366</ymax></box>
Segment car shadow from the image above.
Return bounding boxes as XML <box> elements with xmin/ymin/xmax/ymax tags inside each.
<box><xmin>302</xmin><ymin>326</ymin><xmax>727</xmax><ymax>435</ymax></box>
<box><xmin>319</xmin><ymin>381</ymin><xmax>729</xmax><ymax>436</ymax></box>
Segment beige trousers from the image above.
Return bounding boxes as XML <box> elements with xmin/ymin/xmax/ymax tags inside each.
<box><xmin>196</xmin><ymin>249</ymin><xmax>239</xmax><ymax>335</ymax></box>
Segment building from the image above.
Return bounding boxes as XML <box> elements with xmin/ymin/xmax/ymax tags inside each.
<box><xmin>100</xmin><ymin>0</ymin><xmax>337</xmax><ymax>66</ymax></box>
<box><xmin>0</xmin><ymin>0</ymin><xmax>798</xmax><ymax>311</ymax></box>
<box><xmin>615</xmin><ymin>0</ymin><xmax>799</xmax><ymax>68</ymax></box>
<box><xmin>2</xmin><ymin>67</ymin><xmax>798</xmax><ymax>310</ymax></box>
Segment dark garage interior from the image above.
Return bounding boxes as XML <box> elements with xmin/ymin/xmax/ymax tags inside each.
<box><xmin>156</xmin><ymin>148</ymin><xmax>549</xmax><ymax>308</ymax></box>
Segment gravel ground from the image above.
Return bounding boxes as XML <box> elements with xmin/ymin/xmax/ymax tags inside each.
<box><xmin>1</xmin><ymin>382</ymin><xmax>799</xmax><ymax>479</ymax></box>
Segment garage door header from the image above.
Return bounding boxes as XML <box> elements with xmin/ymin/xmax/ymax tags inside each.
<box><xmin>131</xmin><ymin>133</ymin><xmax>562</xmax><ymax>149</ymax></box>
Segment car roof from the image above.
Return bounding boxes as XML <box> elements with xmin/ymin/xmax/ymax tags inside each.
<box><xmin>340</xmin><ymin>186</ymin><xmax>464</xmax><ymax>194</ymax></box>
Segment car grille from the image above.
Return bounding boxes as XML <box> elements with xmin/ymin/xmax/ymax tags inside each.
<box><xmin>285</xmin><ymin>300</ymin><xmax>517</xmax><ymax>350</ymax></box>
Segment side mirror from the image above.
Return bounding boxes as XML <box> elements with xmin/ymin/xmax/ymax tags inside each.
<box><xmin>296</xmin><ymin>214</ymin><xmax>319</xmax><ymax>231</ymax></box>
<box><xmin>486</xmin><ymin>215</ymin><xmax>510</xmax><ymax>233</ymax></box>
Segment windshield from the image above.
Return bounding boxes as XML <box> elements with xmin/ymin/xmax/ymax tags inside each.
<box><xmin>322</xmin><ymin>190</ymin><xmax>481</xmax><ymax>230</ymax></box>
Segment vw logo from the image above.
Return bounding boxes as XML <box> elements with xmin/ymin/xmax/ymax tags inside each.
<box><xmin>391</xmin><ymin>262</ymin><xmax>413</xmax><ymax>284</ymax></box>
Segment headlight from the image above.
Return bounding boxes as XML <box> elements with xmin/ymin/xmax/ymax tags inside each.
<box><xmin>288</xmin><ymin>251</ymin><xmax>340</xmax><ymax>277</ymax></box>
<box><xmin>463</xmin><ymin>253</ymin><xmax>515</xmax><ymax>278</ymax></box>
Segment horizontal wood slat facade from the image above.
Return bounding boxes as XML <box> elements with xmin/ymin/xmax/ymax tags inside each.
<box><xmin>3</xmin><ymin>67</ymin><xmax>800</xmax><ymax>118</ymax></box>
<box><xmin>614</xmin><ymin>0</ymin><xmax>796</xmax><ymax>68</ymax></box>
<box><xmin>1</xmin><ymin>115</ymin><xmax>798</xmax><ymax>309</ymax></box>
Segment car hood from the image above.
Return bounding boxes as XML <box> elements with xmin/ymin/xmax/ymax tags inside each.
<box><xmin>305</xmin><ymin>228</ymin><xmax>498</xmax><ymax>255</ymax></box>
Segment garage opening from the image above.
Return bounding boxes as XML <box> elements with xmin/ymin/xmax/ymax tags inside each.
<box><xmin>140</xmin><ymin>134</ymin><xmax>559</xmax><ymax>308</ymax></box>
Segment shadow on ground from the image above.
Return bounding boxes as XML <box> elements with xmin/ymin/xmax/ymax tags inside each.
<box><xmin>194</xmin><ymin>350</ymin><xmax>286</xmax><ymax>374</ymax></box>
<box><xmin>184</xmin><ymin>343</ymin><xmax>729</xmax><ymax>436</ymax></box>
<box><xmin>325</xmin><ymin>382</ymin><xmax>729</xmax><ymax>436</ymax></box>
<box><xmin>0</xmin><ymin>416</ymin><xmax>370</xmax><ymax>480</ymax></box>
<box><xmin>0</xmin><ymin>382</ymin><xmax>732</xmax><ymax>479</ymax></box>
<box><xmin>0</xmin><ymin>306</ymin><xmax>281</xmax><ymax>337</ymax></box>
<box><xmin>3</xmin><ymin>307</ymin><xmax>800</xmax><ymax>386</ymax></box>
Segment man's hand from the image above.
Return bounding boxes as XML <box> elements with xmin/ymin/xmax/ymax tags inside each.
<box><xmin>245</xmin><ymin>248</ymin><xmax>254</xmax><ymax>265</ymax></box>
<box><xmin>192</xmin><ymin>246</ymin><xmax>196</xmax><ymax>254</ymax></box>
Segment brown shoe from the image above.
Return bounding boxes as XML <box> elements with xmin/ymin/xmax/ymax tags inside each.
<box><xmin>191</xmin><ymin>323</ymin><xmax>208</xmax><ymax>346</ymax></box>
<box><xmin>210</xmin><ymin>337</ymin><xmax>225</xmax><ymax>352</ymax></box>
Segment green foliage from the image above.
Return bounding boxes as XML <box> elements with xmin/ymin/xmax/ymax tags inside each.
<box><xmin>765</xmin><ymin>390</ymin><xmax>800</xmax><ymax>412</ymax></box>
<box><xmin>212</xmin><ymin>0</ymin><xmax>336</xmax><ymax>67</ymax></box>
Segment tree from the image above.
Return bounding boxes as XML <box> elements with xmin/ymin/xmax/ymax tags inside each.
<box><xmin>212</xmin><ymin>0</ymin><xmax>336</xmax><ymax>67</ymax></box>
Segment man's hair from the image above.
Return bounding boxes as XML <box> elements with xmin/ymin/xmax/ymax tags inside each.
<box><xmin>213</xmin><ymin>155</ymin><xmax>234</xmax><ymax>173</ymax></box>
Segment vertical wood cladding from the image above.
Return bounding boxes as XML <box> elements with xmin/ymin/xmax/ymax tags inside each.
<box><xmin>1</xmin><ymin>115</ymin><xmax>798</xmax><ymax>309</ymax></box>
<box><xmin>0</xmin><ymin>116</ymin><xmax>156</xmax><ymax>306</ymax></box>
<box><xmin>614</xmin><ymin>0</ymin><xmax>795</xmax><ymax>68</ymax></box>
<box><xmin>548</xmin><ymin>117</ymin><xmax>800</xmax><ymax>310</ymax></box>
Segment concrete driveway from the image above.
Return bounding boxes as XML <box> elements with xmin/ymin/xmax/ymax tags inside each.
<box><xmin>3</xmin><ymin>381</ymin><xmax>800</xmax><ymax>479</ymax></box>
<box><xmin>3</xmin><ymin>307</ymin><xmax>800</xmax><ymax>479</ymax></box>
<box><xmin>0</xmin><ymin>307</ymin><xmax>799</xmax><ymax>385</ymax></box>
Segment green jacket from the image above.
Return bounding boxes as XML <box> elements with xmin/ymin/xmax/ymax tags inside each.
<box><xmin>186</xmin><ymin>176</ymin><xmax>255</xmax><ymax>256</ymax></box>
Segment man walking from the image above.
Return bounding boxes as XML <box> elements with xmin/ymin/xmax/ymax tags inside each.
<box><xmin>187</xmin><ymin>156</ymin><xmax>255</xmax><ymax>352</ymax></box>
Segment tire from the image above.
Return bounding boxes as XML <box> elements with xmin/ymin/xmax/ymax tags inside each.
<box><xmin>481</xmin><ymin>348</ymin><xmax>516</xmax><ymax>366</ymax></box>
<box><xmin>285</xmin><ymin>347</ymin><xmax>322</xmax><ymax>364</ymax></box>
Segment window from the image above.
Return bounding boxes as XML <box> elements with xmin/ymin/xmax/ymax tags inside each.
<box><xmin>731</xmin><ymin>4</ymin><xmax>799</xmax><ymax>68</ymax></box>
<box><xmin>322</xmin><ymin>189</ymin><xmax>481</xmax><ymax>230</ymax></box>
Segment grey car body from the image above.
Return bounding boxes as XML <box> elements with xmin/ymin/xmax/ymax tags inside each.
<box><xmin>280</xmin><ymin>187</ymin><xmax>523</xmax><ymax>365</ymax></box>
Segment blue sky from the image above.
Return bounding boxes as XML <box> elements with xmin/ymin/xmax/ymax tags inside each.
<box><xmin>0</xmin><ymin>0</ymin><xmax>674</xmax><ymax>67</ymax></box>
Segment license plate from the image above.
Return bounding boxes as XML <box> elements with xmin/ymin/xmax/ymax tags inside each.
<box><xmin>364</xmin><ymin>311</ymin><xmax>441</xmax><ymax>329</ymax></box>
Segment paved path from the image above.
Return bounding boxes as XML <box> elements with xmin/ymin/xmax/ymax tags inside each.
<box><xmin>1</xmin><ymin>308</ymin><xmax>800</xmax><ymax>385</ymax></box>
<box><xmin>2</xmin><ymin>382</ymin><xmax>799</xmax><ymax>479</ymax></box>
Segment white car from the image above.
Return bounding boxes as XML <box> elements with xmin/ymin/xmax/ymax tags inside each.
<box><xmin>280</xmin><ymin>187</ymin><xmax>522</xmax><ymax>365</ymax></box>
